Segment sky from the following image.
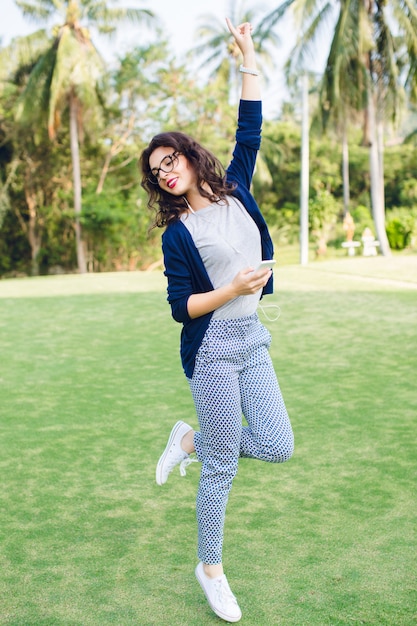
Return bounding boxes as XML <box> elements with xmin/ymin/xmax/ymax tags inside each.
<box><xmin>1</xmin><ymin>0</ymin><xmax>282</xmax><ymax>54</ymax></box>
<box><xmin>1</xmin><ymin>0</ymin><xmax>293</xmax><ymax>116</ymax></box>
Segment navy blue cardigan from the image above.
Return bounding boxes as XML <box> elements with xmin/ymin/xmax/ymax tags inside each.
<box><xmin>161</xmin><ymin>99</ymin><xmax>274</xmax><ymax>378</ymax></box>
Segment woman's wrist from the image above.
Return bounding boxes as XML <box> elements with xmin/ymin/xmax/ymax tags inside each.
<box><xmin>241</xmin><ymin>52</ymin><xmax>257</xmax><ymax>69</ymax></box>
<box><xmin>240</xmin><ymin>54</ymin><xmax>261</xmax><ymax>100</ymax></box>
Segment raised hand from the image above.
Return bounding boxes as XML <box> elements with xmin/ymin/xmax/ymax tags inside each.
<box><xmin>225</xmin><ymin>18</ymin><xmax>255</xmax><ymax>58</ymax></box>
<box><xmin>225</xmin><ymin>17</ymin><xmax>260</xmax><ymax>100</ymax></box>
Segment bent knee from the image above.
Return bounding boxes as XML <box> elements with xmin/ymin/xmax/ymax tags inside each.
<box><xmin>265</xmin><ymin>432</ymin><xmax>294</xmax><ymax>463</ymax></box>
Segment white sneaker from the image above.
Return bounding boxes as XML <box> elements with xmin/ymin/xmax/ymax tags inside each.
<box><xmin>155</xmin><ymin>421</ymin><xmax>192</xmax><ymax>486</ymax></box>
<box><xmin>195</xmin><ymin>562</ymin><xmax>242</xmax><ymax>623</ymax></box>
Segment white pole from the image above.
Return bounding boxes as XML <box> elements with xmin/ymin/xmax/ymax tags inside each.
<box><xmin>300</xmin><ymin>74</ymin><xmax>309</xmax><ymax>265</ymax></box>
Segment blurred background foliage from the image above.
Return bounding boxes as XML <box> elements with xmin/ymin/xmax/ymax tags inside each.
<box><xmin>1</xmin><ymin>0</ymin><xmax>417</xmax><ymax>276</ymax></box>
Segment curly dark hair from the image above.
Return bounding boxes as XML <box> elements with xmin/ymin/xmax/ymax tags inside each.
<box><xmin>139</xmin><ymin>131</ymin><xmax>235</xmax><ymax>228</ymax></box>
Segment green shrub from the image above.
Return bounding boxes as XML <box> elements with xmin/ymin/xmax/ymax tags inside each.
<box><xmin>309</xmin><ymin>186</ymin><xmax>341</xmax><ymax>255</ymax></box>
<box><xmin>351</xmin><ymin>204</ymin><xmax>374</xmax><ymax>232</ymax></box>
<box><xmin>266</xmin><ymin>203</ymin><xmax>300</xmax><ymax>245</ymax></box>
<box><xmin>398</xmin><ymin>178</ymin><xmax>417</xmax><ymax>207</ymax></box>
<box><xmin>385</xmin><ymin>207</ymin><xmax>417</xmax><ymax>250</ymax></box>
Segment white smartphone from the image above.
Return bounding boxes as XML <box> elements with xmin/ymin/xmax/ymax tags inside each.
<box><xmin>255</xmin><ymin>260</ymin><xmax>276</xmax><ymax>271</ymax></box>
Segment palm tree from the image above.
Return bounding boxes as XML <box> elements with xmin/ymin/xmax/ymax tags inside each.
<box><xmin>268</xmin><ymin>0</ymin><xmax>417</xmax><ymax>257</ymax></box>
<box><xmin>394</xmin><ymin>0</ymin><xmax>417</xmax><ymax>103</ymax></box>
<box><xmin>192</xmin><ymin>0</ymin><xmax>282</xmax><ymax>104</ymax></box>
<box><xmin>319</xmin><ymin>0</ymin><xmax>367</xmax><ymax>216</ymax></box>
<box><xmin>14</xmin><ymin>0</ymin><xmax>156</xmax><ymax>273</ymax></box>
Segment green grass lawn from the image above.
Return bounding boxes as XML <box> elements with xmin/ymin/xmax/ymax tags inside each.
<box><xmin>0</xmin><ymin>255</ymin><xmax>416</xmax><ymax>625</ymax></box>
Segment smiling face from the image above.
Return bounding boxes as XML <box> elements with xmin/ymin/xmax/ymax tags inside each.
<box><xmin>148</xmin><ymin>146</ymin><xmax>197</xmax><ymax>196</ymax></box>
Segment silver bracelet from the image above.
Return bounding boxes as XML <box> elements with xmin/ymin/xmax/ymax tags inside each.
<box><xmin>239</xmin><ymin>64</ymin><xmax>260</xmax><ymax>76</ymax></box>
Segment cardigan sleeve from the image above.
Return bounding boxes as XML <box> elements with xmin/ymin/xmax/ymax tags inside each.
<box><xmin>162</xmin><ymin>234</ymin><xmax>192</xmax><ymax>324</ymax></box>
<box><xmin>226</xmin><ymin>99</ymin><xmax>262</xmax><ymax>191</ymax></box>
<box><xmin>162</xmin><ymin>222</ymin><xmax>214</xmax><ymax>325</ymax></box>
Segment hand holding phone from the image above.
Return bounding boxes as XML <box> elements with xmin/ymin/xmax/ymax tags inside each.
<box><xmin>255</xmin><ymin>260</ymin><xmax>276</xmax><ymax>272</ymax></box>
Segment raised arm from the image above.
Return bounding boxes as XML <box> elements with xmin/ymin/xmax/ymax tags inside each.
<box><xmin>184</xmin><ymin>20</ymin><xmax>266</xmax><ymax>321</ymax></box>
<box><xmin>226</xmin><ymin>18</ymin><xmax>260</xmax><ymax>101</ymax></box>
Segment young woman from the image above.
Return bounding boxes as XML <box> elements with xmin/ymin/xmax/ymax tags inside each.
<box><xmin>140</xmin><ymin>19</ymin><xmax>294</xmax><ymax>623</ymax></box>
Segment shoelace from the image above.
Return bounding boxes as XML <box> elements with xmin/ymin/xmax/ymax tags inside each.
<box><xmin>163</xmin><ymin>453</ymin><xmax>186</xmax><ymax>476</ymax></box>
<box><xmin>212</xmin><ymin>576</ymin><xmax>239</xmax><ymax>607</ymax></box>
<box><xmin>179</xmin><ymin>455</ymin><xmax>198</xmax><ymax>476</ymax></box>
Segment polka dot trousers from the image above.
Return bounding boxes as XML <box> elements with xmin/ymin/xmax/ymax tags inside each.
<box><xmin>188</xmin><ymin>314</ymin><xmax>294</xmax><ymax>565</ymax></box>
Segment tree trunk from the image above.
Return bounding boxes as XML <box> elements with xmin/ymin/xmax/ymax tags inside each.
<box><xmin>69</xmin><ymin>93</ymin><xmax>87</xmax><ymax>273</ymax></box>
<box><xmin>25</xmin><ymin>190</ymin><xmax>42</xmax><ymax>276</ymax></box>
<box><xmin>377</xmin><ymin>117</ymin><xmax>386</xmax><ymax>223</ymax></box>
<box><xmin>20</xmin><ymin>165</ymin><xmax>42</xmax><ymax>276</ymax></box>
<box><xmin>300</xmin><ymin>74</ymin><xmax>309</xmax><ymax>265</ymax></box>
<box><xmin>342</xmin><ymin>124</ymin><xmax>350</xmax><ymax>216</ymax></box>
<box><xmin>13</xmin><ymin>192</ymin><xmax>42</xmax><ymax>277</ymax></box>
<box><xmin>367</xmin><ymin>89</ymin><xmax>391</xmax><ymax>256</ymax></box>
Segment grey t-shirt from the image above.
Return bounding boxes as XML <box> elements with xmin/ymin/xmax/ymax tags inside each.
<box><xmin>180</xmin><ymin>196</ymin><xmax>262</xmax><ymax>319</ymax></box>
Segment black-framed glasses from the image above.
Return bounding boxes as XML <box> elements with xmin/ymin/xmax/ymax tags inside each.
<box><xmin>147</xmin><ymin>151</ymin><xmax>180</xmax><ymax>185</ymax></box>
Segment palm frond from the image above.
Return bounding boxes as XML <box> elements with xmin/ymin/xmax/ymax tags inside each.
<box><xmin>48</xmin><ymin>24</ymin><xmax>104</xmax><ymax>136</ymax></box>
<box><xmin>0</xmin><ymin>29</ymin><xmax>50</xmax><ymax>81</ymax></box>
<box><xmin>83</xmin><ymin>5</ymin><xmax>156</xmax><ymax>36</ymax></box>
<box><xmin>192</xmin><ymin>3</ymin><xmax>283</xmax><ymax>82</ymax></box>
<box><xmin>15</xmin><ymin>44</ymin><xmax>57</xmax><ymax>127</ymax></box>
<box><xmin>290</xmin><ymin>1</ymin><xmax>335</xmax><ymax>71</ymax></box>
<box><xmin>15</xmin><ymin>0</ymin><xmax>57</xmax><ymax>21</ymax></box>
<box><xmin>257</xmin><ymin>0</ymin><xmax>296</xmax><ymax>33</ymax></box>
